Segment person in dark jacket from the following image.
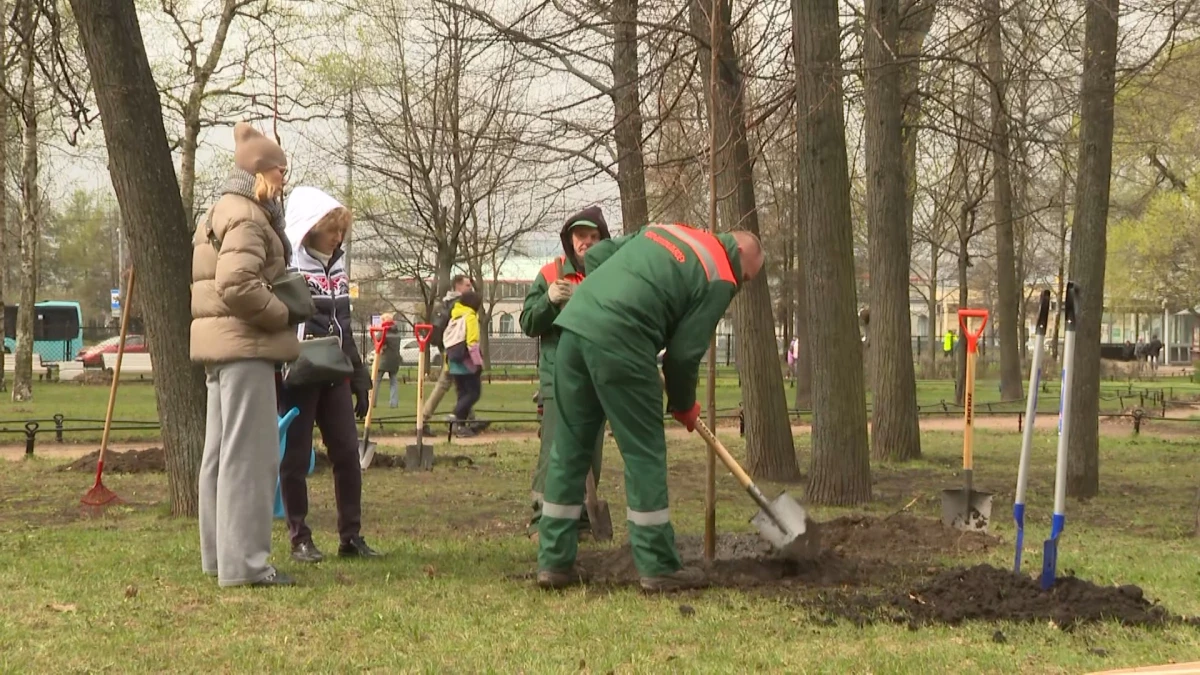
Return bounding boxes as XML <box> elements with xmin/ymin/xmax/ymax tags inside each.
<box><xmin>278</xmin><ymin>186</ymin><xmax>380</xmax><ymax>563</ymax></box>
<box><xmin>376</xmin><ymin>312</ymin><xmax>402</xmax><ymax>408</ymax></box>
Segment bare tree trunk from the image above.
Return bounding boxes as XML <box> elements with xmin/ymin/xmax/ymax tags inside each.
<box><xmin>178</xmin><ymin>117</ymin><xmax>201</xmax><ymax>225</ymax></box>
<box><xmin>610</xmin><ymin>0</ymin><xmax>649</xmax><ymax>234</ymax></box>
<box><xmin>900</xmin><ymin>0</ymin><xmax>936</xmax><ymax>246</ymax></box>
<box><xmin>985</xmin><ymin>0</ymin><xmax>1023</xmax><ymax>400</ymax></box>
<box><xmin>865</xmin><ymin>0</ymin><xmax>921</xmax><ymax>462</ymax></box>
<box><xmin>12</xmin><ymin>0</ymin><xmax>37</xmax><ymax>403</ymax></box>
<box><xmin>794</xmin><ymin>0</ymin><xmax>871</xmax><ymax>504</ymax></box>
<box><xmin>955</xmin><ymin>216</ymin><xmax>970</xmax><ymax>405</ymax></box>
<box><xmin>70</xmin><ymin>0</ymin><xmax>209</xmax><ymax>517</ymax></box>
<box><xmin>693</xmin><ymin>0</ymin><xmax>798</xmax><ymax>480</ymax></box>
<box><xmin>1067</xmin><ymin>0</ymin><xmax>1119</xmax><ymax>499</ymax></box>
<box><xmin>1051</xmin><ymin>165</ymin><xmax>1068</xmax><ymax>362</ymax></box>
<box><xmin>0</xmin><ymin>0</ymin><xmax>8</xmax><ymax>391</ymax></box>
<box><xmin>926</xmin><ymin>243</ymin><xmax>939</xmax><ymax>369</ymax></box>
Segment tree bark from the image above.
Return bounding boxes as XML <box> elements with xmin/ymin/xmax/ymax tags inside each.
<box><xmin>12</xmin><ymin>0</ymin><xmax>37</xmax><ymax>403</ymax></box>
<box><xmin>1067</xmin><ymin>0</ymin><xmax>1119</xmax><ymax>499</ymax></box>
<box><xmin>610</xmin><ymin>0</ymin><xmax>649</xmax><ymax>234</ymax></box>
<box><xmin>70</xmin><ymin>0</ymin><xmax>209</xmax><ymax>517</ymax></box>
<box><xmin>900</xmin><ymin>0</ymin><xmax>936</xmax><ymax>247</ymax></box>
<box><xmin>794</xmin><ymin>0</ymin><xmax>871</xmax><ymax>504</ymax></box>
<box><xmin>0</xmin><ymin>0</ymin><xmax>8</xmax><ymax>391</ymax></box>
<box><xmin>985</xmin><ymin>0</ymin><xmax>1023</xmax><ymax>401</ymax></box>
<box><xmin>1051</xmin><ymin>164</ymin><xmax>1068</xmax><ymax>362</ymax></box>
<box><xmin>926</xmin><ymin>241</ymin><xmax>939</xmax><ymax>369</ymax></box>
<box><xmin>865</xmin><ymin>0</ymin><xmax>921</xmax><ymax>462</ymax></box>
<box><xmin>955</xmin><ymin>211</ymin><xmax>971</xmax><ymax>405</ymax></box>
<box><xmin>692</xmin><ymin>0</ymin><xmax>798</xmax><ymax>481</ymax></box>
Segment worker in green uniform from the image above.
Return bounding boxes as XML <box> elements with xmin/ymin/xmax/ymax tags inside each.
<box><xmin>520</xmin><ymin>205</ymin><xmax>612</xmax><ymax>542</ymax></box>
<box><xmin>536</xmin><ymin>223</ymin><xmax>764</xmax><ymax>593</ymax></box>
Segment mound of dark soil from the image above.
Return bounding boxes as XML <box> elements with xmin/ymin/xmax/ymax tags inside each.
<box><xmin>895</xmin><ymin>565</ymin><xmax>1175</xmax><ymax>628</ymax></box>
<box><xmin>814</xmin><ymin>564</ymin><xmax>1192</xmax><ymax>629</ymax></box>
<box><xmin>576</xmin><ymin>515</ymin><xmax>998</xmax><ymax>590</ymax></box>
<box><xmin>59</xmin><ymin>448</ymin><xmax>165</xmax><ymax>474</ymax></box>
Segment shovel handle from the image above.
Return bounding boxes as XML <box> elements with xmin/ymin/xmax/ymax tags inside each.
<box><xmin>369</xmin><ymin>322</ymin><xmax>392</xmax><ymax>351</ymax></box>
<box><xmin>1036</xmin><ymin>290</ymin><xmax>1051</xmax><ymax>333</ymax></box>
<box><xmin>413</xmin><ymin>322</ymin><xmax>434</xmax><ymax>350</ymax></box>
<box><xmin>957</xmin><ymin>308</ymin><xmax>989</xmax><ymax>353</ymax></box>
<box><xmin>694</xmin><ymin>419</ymin><xmax>754</xmax><ymax>491</ymax></box>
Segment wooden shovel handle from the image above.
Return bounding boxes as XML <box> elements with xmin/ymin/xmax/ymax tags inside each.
<box><xmin>694</xmin><ymin>418</ymin><xmax>754</xmax><ymax>491</ymax></box>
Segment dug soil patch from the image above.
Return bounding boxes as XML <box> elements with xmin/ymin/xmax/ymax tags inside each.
<box><xmin>576</xmin><ymin>514</ymin><xmax>998</xmax><ymax>590</ymax></box>
<box><xmin>58</xmin><ymin>448</ymin><xmax>165</xmax><ymax>474</ymax></box>
<box><xmin>810</xmin><ymin>564</ymin><xmax>1194</xmax><ymax>629</ymax></box>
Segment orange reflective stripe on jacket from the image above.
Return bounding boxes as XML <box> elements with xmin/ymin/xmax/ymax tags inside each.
<box><xmin>648</xmin><ymin>223</ymin><xmax>736</xmax><ymax>284</ymax></box>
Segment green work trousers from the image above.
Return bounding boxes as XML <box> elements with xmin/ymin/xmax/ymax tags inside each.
<box><xmin>529</xmin><ymin>393</ymin><xmax>604</xmax><ymax>532</ymax></box>
<box><xmin>537</xmin><ymin>330</ymin><xmax>681</xmax><ymax>578</ymax></box>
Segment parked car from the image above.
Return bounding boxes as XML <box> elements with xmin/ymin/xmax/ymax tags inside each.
<box><xmin>77</xmin><ymin>335</ymin><xmax>147</xmax><ymax>368</ymax></box>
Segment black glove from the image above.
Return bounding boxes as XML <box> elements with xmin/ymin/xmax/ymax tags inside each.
<box><xmin>353</xmin><ymin>384</ymin><xmax>370</xmax><ymax>419</ymax></box>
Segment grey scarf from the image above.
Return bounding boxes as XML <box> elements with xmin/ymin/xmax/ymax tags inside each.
<box><xmin>222</xmin><ymin>168</ymin><xmax>291</xmax><ymax>265</ymax></box>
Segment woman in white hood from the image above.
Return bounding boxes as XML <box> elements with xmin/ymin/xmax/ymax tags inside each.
<box><xmin>278</xmin><ymin>186</ymin><xmax>380</xmax><ymax>563</ymax></box>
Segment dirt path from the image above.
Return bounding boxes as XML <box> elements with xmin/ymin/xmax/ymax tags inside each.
<box><xmin>4</xmin><ymin>411</ymin><xmax>1187</xmax><ymax>464</ymax></box>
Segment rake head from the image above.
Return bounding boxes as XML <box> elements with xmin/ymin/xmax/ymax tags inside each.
<box><xmin>81</xmin><ymin>479</ymin><xmax>122</xmax><ymax>515</ymax></box>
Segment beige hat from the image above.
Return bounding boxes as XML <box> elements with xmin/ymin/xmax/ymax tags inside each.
<box><xmin>233</xmin><ymin>122</ymin><xmax>287</xmax><ymax>174</ymax></box>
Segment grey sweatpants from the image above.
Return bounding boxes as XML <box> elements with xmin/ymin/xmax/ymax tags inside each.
<box><xmin>199</xmin><ymin>359</ymin><xmax>280</xmax><ymax>586</ymax></box>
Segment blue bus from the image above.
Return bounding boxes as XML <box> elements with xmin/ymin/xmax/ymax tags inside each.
<box><xmin>3</xmin><ymin>301</ymin><xmax>84</xmax><ymax>363</ymax></box>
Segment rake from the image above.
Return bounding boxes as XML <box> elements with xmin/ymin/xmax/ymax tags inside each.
<box><xmin>82</xmin><ymin>268</ymin><xmax>135</xmax><ymax>515</ymax></box>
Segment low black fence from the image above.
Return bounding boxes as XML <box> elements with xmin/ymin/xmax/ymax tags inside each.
<box><xmin>5</xmin><ymin>382</ymin><xmax>1194</xmax><ymax>458</ymax></box>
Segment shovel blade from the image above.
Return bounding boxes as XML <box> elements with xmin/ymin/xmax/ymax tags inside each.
<box><xmin>749</xmin><ymin>492</ymin><xmax>821</xmax><ymax>560</ymax></box>
<box><xmin>941</xmin><ymin>488</ymin><xmax>994</xmax><ymax>532</ymax></box>
<box><xmin>359</xmin><ymin>440</ymin><xmax>376</xmax><ymax>471</ymax></box>
<box><xmin>590</xmin><ymin>499</ymin><xmax>613</xmax><ymax>541</ymax></box>
<box><xmin>1040</xmin><ymin>537</ymin><xmax>1059</xmax><ymax>590</ymax></box>
<box><xmin>405</xmin><ymin>443</ymin><xmax>434</xmax><ymax>471</ymax></box>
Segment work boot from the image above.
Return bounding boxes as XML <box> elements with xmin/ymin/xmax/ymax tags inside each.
<box><xmin>536</xmin><ymin>566</ymin><xmax>586</xmax><ymax>590</ymax></box>
<box><xmin>639</xmin><ymin>567</ymin><xmax>708</xmax><ymax>593</ymax></box>
<box><xmin>338</xmin><ymin>536</ymin><xmax>382</xmax><ymax>558</ymax></box>
<box><xmin>291</xmin><ymin>540</ymin><xmax>324</xmax><ymax>564</ymax></box>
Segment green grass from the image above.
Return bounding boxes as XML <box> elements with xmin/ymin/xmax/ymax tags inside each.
<box><xmin>2</xmin><ymin>374</ymin><xmax>1198</xmax><ymax>446</ymax></box>
<box><xmin>0</xmin><ymin>429</ymin><xmax>1197</xmax><ymax>672</ymax></box>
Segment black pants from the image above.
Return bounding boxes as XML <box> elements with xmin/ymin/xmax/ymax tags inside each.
<box><xmin>278</xmin><ymin>378</ymin><xmax>362</xmax><ymax>546</ymax></box>
<box><xmin>453</xmin><ymin>372</ymin><xmax>482</xmax><ymax>420</ymax></box>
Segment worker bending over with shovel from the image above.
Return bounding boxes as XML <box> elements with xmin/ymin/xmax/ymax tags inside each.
<box><xmin>537</xmin><ymin>223</ymin><xmax>764</xmax><ymax>592</ymax></box>
<box><xmin>521</xmin><ymin>205</ymin><xmax>611</xmax><ymax>542</ymax></box>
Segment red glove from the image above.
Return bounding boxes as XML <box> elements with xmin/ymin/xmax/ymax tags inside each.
<box><xmin>672</xmin><ymin>403</ymin><xmax>701</xmax><ymax>432</ymax></box>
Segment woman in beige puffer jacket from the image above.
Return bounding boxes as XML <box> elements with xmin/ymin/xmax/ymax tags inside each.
<box><xmin>191</xmin><ymin>122</ymin><xmax>299</xmax><ymax>588</ymax></box>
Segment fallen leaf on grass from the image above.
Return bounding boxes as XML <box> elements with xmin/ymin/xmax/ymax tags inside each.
<box><xmin>47</xmin><ymin>603</ymin><xmax>76</xmax><ymax>613</ymax></box>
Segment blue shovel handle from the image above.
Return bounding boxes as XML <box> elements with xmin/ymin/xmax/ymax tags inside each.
<box><xmin>1013</xmin><ymin>502</ymin><xmax>1026</xmax><ymax>573</ymax></box>
<box><xmin>1040</xmin><ymin>513</ymin><xmax>1066</xmax><ymax>590</ymax></box>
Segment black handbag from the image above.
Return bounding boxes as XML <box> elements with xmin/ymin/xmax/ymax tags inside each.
<box><xmin>266</xmin><ymin>272</ymin><xmax>316</xmax><ymax>326</ymax></box>
<box><xmin>205</xmin><ymin>211</ymin><xmax>315</xmax><ymax>325</ymax></box>
<box><xmin>282</xmin><ymin>336</ymin><xmax>354</xmax><ymax>387</ymax></box>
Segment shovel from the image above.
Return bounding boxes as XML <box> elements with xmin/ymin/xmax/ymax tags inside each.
<box><xmin>359</xmin><ymin>320</ymin><xmax>393</xmax><ymax>471</ymax></box>
<box><xmin>405</xmin><ymin>323</ymin><xmax>436</xmax><ymax>471</ymax></box>
<box><xmin>692</xmin><ymin>418</ymin><xmax>820</xmax><ymax>560</ymax></box>
<box><xmin>1042</xmin><ymin>282</ymin><xmax>1078</xmax><ymax>590</ymax></box>
<box><xmin>942</xmin><ymin>308</ymin><xmax>994</xmax><ymax>532</ymax></box>
<box><xmin>1014</xmin><ymin>290</ymin><xmax>1052</xmax><ymax>573</ymax></box>
<box><xmin>583</xmin><ymin>468</ymin><xmax>613</xmax><ymax>541</ymax></box>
